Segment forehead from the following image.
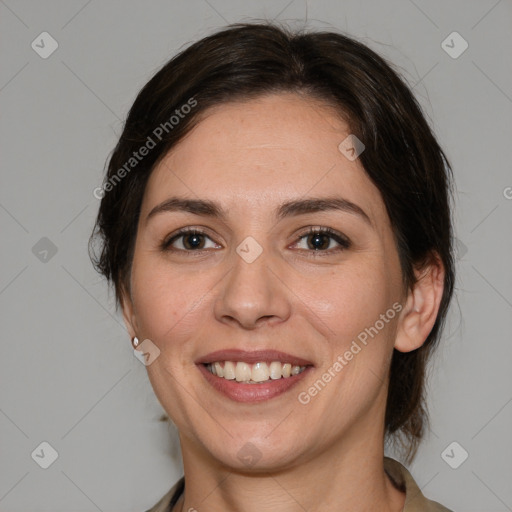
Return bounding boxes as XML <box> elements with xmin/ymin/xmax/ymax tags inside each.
<box><xmin>141</xmin><ymin>93</ymin><xmax>387</xmax><ymax>228</ymax></box>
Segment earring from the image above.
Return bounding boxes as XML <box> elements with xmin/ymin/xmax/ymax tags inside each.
<box><xmin>131</xmin><ymin>336</ymin><xmax>140</xmax><ymax>349</ymax></box>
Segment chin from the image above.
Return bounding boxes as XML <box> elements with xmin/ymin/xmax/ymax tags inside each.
<box><xmin>201</xmin><ymin>430</ymin><xmax>308</xmax><ymax>473</ymax></box>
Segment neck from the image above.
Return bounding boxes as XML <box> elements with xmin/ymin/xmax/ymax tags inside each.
<box><xmin>176</xmin><ymin>420</ymin><xmax>405</xmax><ymax>512</ymax></box>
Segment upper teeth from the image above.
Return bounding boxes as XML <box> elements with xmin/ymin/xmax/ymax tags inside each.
<box><xmin>206</xmin><ymin>361</ymin><xmax>306</xmax><ymax>383</ymax></box>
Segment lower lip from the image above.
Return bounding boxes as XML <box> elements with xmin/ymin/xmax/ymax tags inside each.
<box><xmin>197</xmin><ymin>364</ymin><xmax>313</xmax><ymax>403</ymax></box>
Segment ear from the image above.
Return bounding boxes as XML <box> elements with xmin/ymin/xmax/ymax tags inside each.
<box><xmin>394</xmin><ymin>252</ymin><xmax>445</xmax><ymax>353</ymax></box>
<box><xmin>120</xmin><ymin>283</ymin><xmax>139</xmax><ymax>340</ymax></box>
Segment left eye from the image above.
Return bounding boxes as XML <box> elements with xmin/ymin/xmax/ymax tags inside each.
<box><xmin>293</xmin><ymin>228</ymin><xmax>350</xmax><ymax>252</ymax></box>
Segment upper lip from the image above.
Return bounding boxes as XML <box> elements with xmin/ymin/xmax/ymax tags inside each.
<box><xmin>195</xmin><ymin>349</ymin><xmax>314</xmax><ymax>367</ymax></box>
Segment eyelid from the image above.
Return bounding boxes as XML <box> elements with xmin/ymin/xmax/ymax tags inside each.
<box><xmin>295</xmin><ymin>225</ymin><xmax>349</xmax><ymax>241</ymax></box>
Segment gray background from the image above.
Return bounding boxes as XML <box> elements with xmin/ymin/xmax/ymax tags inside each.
<box><xmin>1</xmin><ymin>0</ymin><xmax>511</xmax><ymax>510</ymax></box>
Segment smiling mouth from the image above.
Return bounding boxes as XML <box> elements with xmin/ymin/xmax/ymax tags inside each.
<box><xmin>196</xmin><ymin>349</ymin><xmax>314</xmax><ymax>401</ymax></box>
<box><xmin>204</xmin><ymin>361</ymin><xmax>308</xmax><ymax>384</ymax></box>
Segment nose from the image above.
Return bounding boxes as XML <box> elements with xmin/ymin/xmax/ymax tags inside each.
<box><xmin>213</xmin><ymin>246</ymin><xmax>292</xmax><ymax>330</ymax></box>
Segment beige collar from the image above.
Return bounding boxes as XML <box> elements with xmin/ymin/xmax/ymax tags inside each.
<box><xmin>384</xmin><ymin>457</ymin><xmax>452</xmax><ymax>511</ymax></box>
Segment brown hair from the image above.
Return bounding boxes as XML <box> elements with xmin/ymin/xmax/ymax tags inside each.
<box><xmin>89</xmin><ymin>22</ymin><xmax>456</xmax><ymax>463</ymax></box>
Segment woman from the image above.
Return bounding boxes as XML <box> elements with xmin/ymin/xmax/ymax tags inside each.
<box><xmin>90</xmin><ymin>22</ymin><xmax>455</xmax><ymax>512</ymax></box>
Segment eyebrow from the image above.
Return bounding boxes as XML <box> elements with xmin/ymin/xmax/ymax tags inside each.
<box><xmin>146</xmin><ymin>196</ymin><xmax>373</xmax><ymax>227</ymax></box>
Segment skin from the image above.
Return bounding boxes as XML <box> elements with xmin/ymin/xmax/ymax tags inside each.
<box><xmin>122</xmin><ymin>92</ymin><xmax>445</xmax><ymax>512</ymax></box>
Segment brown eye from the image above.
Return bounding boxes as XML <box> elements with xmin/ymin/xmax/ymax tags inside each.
<box><xmin>162</xmin><ymin>229</ymin><xmax>219</xmax><ymax>252</ymax></box>
<box><xmin>293</xmin><ymin>227</ymin><xmax>351</xmax><ymax>254</ymax></box>
<box><xmin>305</xmin><ymin>232</ymin><xmax>332</xmax><ymax>250</ymax></box>
<box><xmin>181</xmin><ymin>232</ymin><xmax>206</xmax><ymax>250</ymax></box>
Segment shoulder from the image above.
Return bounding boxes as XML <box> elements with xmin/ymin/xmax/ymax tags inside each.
<box><xmin>384</xmin><ymin>457</ymin><xmax>454</xmax><ymax>512</ymax></box>
<box><xmin>144</xmin><ymin>477</ymin><xmax>184</xmax><ymax>512</ymax></box>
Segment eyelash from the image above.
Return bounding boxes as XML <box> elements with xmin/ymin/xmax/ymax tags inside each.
<box><xmin>160</xmin><ymin>226</ymin><xmax>351</xmax><ymax>257</ymax></box>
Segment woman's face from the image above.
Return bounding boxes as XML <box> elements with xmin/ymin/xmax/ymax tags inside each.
<box><xmin>123</xmin><ymin>93</ymin><xmax>409</xmax><ymax>470</ymax></box>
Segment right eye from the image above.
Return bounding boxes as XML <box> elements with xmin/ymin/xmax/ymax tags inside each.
<box><xmin>161</xmin><ymin>228</ymin><xmax>221</xmax><ymax>252</ymax></box>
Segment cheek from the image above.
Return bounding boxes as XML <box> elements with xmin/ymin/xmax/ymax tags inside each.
<box><xmin>307</xmin><ymin>261</ymin><xmax>398</xmax><ymax>407</ymax></box>
<box><xmin>130</xmin><ymin>258</ymin><xmax>204</xmax><ymax>345</ymax></box>
<box><xmin>305</xmin><ymin>256</ymin><xmax>396</xmax><ymax>345</ymax></box>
